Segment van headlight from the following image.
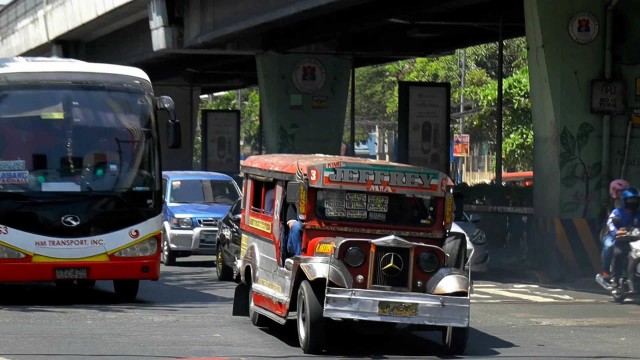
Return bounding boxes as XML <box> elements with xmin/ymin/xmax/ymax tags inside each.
<box><xmin>114</xmin><ymin>238</ymin><xmax>158</xmax><ymax>257</ymax></box>
<box><xmin>470</xmin><ymin>230</ymin><xmax>486</xmax><ymax>245</ymax></box>
<box><xmin>171</xmin><ymin>217</ymin><xmax>193</xmax><ymax>229</ymax></box>
<box><xmin>0</xmin><ymin>244</ymin><xmax>26</xmax><ymax>259</ymax></box>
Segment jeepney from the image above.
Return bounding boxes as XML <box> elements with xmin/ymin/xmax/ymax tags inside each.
<box><xmin>233</xmin><ymin>154</ymin><xmax>469</xmax><ymax>354</ymax></box>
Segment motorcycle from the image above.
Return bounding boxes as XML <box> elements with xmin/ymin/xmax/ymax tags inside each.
<box><xmin>595</xmin><ymin>227</ymin><xmax>640</xmax><ymax>303</ymax></box>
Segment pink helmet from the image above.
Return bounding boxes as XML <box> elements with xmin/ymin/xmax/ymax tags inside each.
<box><xmin>609</xmin><ymin>179</ymin><xmax>630</xmax><ymax>199</ymax></box>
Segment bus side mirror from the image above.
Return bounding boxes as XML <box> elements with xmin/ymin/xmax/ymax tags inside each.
<box><xmin>156</xmin><ymin>95</ymin><xmax>181</xmax><ymax>149</ymax></box>
<box><xmin>286</xmin><ymin>182</ymin><xmax>301</xmax><ymax>204</ymax></box>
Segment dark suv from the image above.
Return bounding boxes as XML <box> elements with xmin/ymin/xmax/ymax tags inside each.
<box><xmin>161</xmin><ymin>171</ymin><xmax>241</xmax><ymax>265</ymax></box>
<box><xmin>215</xmin><ymin>197</ymin><xmax>243</xmax><ymax>281</ymax></box>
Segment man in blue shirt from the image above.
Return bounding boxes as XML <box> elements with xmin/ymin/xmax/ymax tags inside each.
<box><xmin>600</xmin><ymin>188</ymin><xmax>640</xmax><ymax>283</ymax></box>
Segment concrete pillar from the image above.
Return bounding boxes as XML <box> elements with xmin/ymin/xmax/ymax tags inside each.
<box><xmin>256</xmin><ymin>54</ymin><xmax>351</xmax><ymax>154</ymax></box>
<box><xmin>153</xmin><ymin>85</ymin><xmax>200</xmax><ymax>170</ymax></box>
<box><xmin>525</xmin><ymin>0</ymin><xmax>640</xmax><ymax>278</ymax></box>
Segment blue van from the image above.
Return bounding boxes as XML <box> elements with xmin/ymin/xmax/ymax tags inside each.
<box><xmin>161</xmin><ymin>171</ymin><xmax>242</xmax><ymax>265</ymax></box>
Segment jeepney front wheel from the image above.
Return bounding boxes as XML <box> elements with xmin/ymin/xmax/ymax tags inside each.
<box><xmin>442</xmin><ymin>325</ymin><xmax>468</xmax><ymax>355</ymax></box>
<box><xmin>297</xmin><ymin>280</ymin><xmax>326</xmax><ymax>354</ymax></box>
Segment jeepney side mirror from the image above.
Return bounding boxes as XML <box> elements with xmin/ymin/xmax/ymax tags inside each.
<box><xmin>286</xmin><ymin>182</ymin><xmax>301</xmax><ymax>204</ymax></box>
<box><xmin>453</xmin><ymin>191</ymin><xmax>464</xmax><ymax>221</ymax></box>
<box><xmin>156</xmin><ymin>95</ymin><xmax>181</xmax><ymax>149</ymax></box>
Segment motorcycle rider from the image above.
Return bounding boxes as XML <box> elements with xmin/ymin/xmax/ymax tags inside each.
<box><xmin>600</xmin><ymin>187</ymin><xmax>640</xmax><ymax>284</ymax></box>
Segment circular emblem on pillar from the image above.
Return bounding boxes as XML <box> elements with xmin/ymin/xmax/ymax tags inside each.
<box><xmin>292</xmin><ymin>57</ymin><xmax>326</xmax><ymax>94</ymax></box>
<box><xmin>568</xmin><ymin>12</ymin><xmax>599</xmax><ymax>45</ymax></box>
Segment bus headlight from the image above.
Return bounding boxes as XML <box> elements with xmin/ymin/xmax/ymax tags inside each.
<box><xmin>0</xmin><ymin>244</ymin><xmax>26</xmax><ymax>259</ymax></box>
<box><xmin>171</xmin><ymin>217</ymin><xmax>193</xmax><ymax>229</ymax></box>
<box><xmin>417</xmin><ymin>252</ymin><xmax>439</xmax><ymax>273</ymax></box>
<box><xmin>114</xmin><ymin>238</ymin><xmax>158</xmax><ymax>257</ymax></box>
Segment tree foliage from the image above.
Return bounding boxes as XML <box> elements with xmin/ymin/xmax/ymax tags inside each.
<box><xmin>199</xmin><ymin>37</ymin><xmax>533</xmax><ymax>171</ymax></box>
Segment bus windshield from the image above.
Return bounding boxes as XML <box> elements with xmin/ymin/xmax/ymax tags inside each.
<box><xmin>314</xmin><ymin>189</ymin><xmax>438</xmax><ymax>227</ymax></box>
<box><xmin>0</xmin><ymin>83</ymin><xmax>156</xmax><ymax>193</ymax></box>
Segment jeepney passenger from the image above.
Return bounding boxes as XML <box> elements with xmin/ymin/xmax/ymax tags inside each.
<box><xmin>286</xmin><ymin>203</ymin><xmax>303</xmax><ymax>256</ymax></box>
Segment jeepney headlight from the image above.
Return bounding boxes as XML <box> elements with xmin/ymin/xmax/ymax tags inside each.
<box><xmin>114</xmin><ymin>238</ymin><xmax>158</xmax><ymax>257</ymax></box>
<box><xmin>417</xmin><ymin>252</ymin><xmax>439</xmax><ymax>273</ymax></box>
<box><xmin>344</xmin><ymin>246</ymin><xmax>366</xmax><ymax>267</ymax></box>
<box><xmin>171</xmin><ymin>217</ymin><xmax>193</xmax><ymax>229</ymax></box>
<box><xmin>0</xmin><ymin>244</ymin><xmax>26</xmax><ymax>259</ymax></box>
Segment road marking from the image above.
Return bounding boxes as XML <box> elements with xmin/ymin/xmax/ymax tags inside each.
<box><xmin>473</xmin><ymin>288</ymin><xmax>558</xmax><ymax>302</ymax></box>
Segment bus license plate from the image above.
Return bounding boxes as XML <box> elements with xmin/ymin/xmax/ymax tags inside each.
<box><xmin>377</xmin><ymin>301</ymin><xmax>418</xmax><ymax>317</ymax></box>
<box><xmin>55</xmin><ymin>268</ymin><xmax>88</xmax><ymax>279</ymax></box>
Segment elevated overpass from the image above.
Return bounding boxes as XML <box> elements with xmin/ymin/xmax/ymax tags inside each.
<box><xmin>3</xmin><ymin>0</ymin><xmax>640</xmax><ymax>281</ymax></box>
<box><xmin>0</xmin><ymin>0</ymin><xmax>524</xmax><ymax>93</ymax></box>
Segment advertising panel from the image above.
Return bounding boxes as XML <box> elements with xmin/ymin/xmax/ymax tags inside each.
<box><xmin>201</xmin><ymin>110</ymin><xmax>240</xmax><ymax>174</ymax></box>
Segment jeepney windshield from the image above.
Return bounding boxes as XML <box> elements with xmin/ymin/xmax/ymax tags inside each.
<box><xmin>315</xmin><ymin>189</ymin><xmax>438</xmax><ymax>226</ymax></box>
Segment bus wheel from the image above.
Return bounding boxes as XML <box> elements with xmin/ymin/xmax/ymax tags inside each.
<box><xmin>249</xmin><ymin>286</ymin><xmax>269</xmax><ymax>327</ymax></box>
<box><xmin>54</xmin><ymin>280</ymin><xmax>74</xmax><ymax>289</ymax></box>
<box><xmin>77</xmin><ymin>279</ymin><xmax>96</xmax><ymax>289</ymax></box>
<box><xmin>161</xmin><ymin>233</ymin><xmax>176</xmax><ymax>266</ymax></box>
<box><xmin>216</xmin><ymin>245</ymin><xmax>233</xmax><ymax>281</ymax></box>
<box><xmin>297</xmin><ymin>280</ymin><xmax>326</xmax><ymax>354</ymax></box>
<box><xmin>442</xmin><ymin>326</ymin><xmax>468</xmax><ymax>355</ymax></box>
<box><xmin>113</xmin><ymin>280</ymin><xmax>139</xmax><ymax>302</ymax></box>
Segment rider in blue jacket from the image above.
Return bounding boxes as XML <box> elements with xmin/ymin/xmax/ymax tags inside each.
<box><xmin>600</xmin><ymin>188</ymin><xmax>640</xmax><ymax>282</ymax></box>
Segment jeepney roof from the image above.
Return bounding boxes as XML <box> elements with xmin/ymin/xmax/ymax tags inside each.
<box><xmin>241</xmin><ymin>154</ymin><xmax>451</xmax><ymax>185</ymax></box>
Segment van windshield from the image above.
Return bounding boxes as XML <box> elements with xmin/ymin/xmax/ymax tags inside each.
<box><xmin>169</xmin><ymin>179</ymin><xmax>240</xmax><ymax>205</ymax></box>
<box><xmin>314</xmin><ymin>189</ymin><xmax>437</xmax><ymax>226</ymax></box>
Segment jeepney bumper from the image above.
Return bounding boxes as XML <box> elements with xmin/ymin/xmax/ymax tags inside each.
<box><xmin>323</xmin><ymin>288</ymin><xmax>470</xmax><ymax>327</ymax></box>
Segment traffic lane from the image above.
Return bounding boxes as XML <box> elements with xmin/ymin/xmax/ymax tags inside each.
<box><xmin>468</xmin><ymin>298</ymin><xmax>640</xmax><ymax>359</ymax></box>
<box><xmin>0</xmin><ymin>257</ymin><xmax>636</xmax><ymax>359</ymax></box>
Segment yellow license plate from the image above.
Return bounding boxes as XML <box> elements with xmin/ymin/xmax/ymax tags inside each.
<box><xmin>377</xmin><ymin>301</ymin><xmax>418</xmax><ymax>317</ymax></box>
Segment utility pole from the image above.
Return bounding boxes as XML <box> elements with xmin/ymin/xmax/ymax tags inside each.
<box><xmin>458</xmin><ymin>48</ymin><xmax>466</xmax><ymax>183</ymax></box>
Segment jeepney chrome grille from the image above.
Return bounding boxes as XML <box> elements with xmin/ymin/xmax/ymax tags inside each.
<box><xmin>373</xmin><ymin>246</ymin><xmax>410</xmax><ymax>288</ymax></box>
<box><xmin>198</xmin><ymin>218</ymin><xmax>218</xmax><ymax>227</ymax></box>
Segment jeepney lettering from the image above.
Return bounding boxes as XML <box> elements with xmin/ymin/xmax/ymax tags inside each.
<box><xmin>327</xmin><ymin>168</ymin><xmax>436</xmax><ymax>188</ymax></box>
<box><xmin>347</xmin><ymin>209</ymin><xmax>367</xmax><ymax>219</ymax></box>
<box><xmin>324</xmin><ymin>200</ymin><xmax>345</xmax><ymax>208</ymax></box>
<box><xmin>368</xmin><ymin>211</ymin><xmax>386</xmax><ymax>221</ymax></box>
<box><xmin>367</xmin><ymin>195</ymin><xmax>389</xmax><ymax>212</ymax></box>
<box><xmin>249</xmin><ymin>217</ymin><xmax>272</xmax><ymax>232</ymax></box>
<box><xmin>325</xmin><ymin>207</ymin><xmax>346</xmax><ymax>217</ymax></box>
<box><xmin>345</xmin><ymin>193</ymin><xmax>367</xmax><ymax>209</ymax></box>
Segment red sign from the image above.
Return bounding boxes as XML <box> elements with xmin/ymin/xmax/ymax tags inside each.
<box><xmin>453</xmin><ymin>134</ymin><xmax>470</xmax><ymax>157</ymax></box>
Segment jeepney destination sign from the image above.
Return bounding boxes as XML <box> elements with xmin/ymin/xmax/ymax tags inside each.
<box><xmin>326</xmin><ymin>168</ymin><xmax>436</xmax><ymax>189</ymax></box>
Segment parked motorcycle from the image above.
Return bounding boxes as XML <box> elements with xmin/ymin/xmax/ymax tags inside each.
<box><xmin>595</xmin><ymin>227</ymin><xmax>640</xmax><ymax>303</ymax></box>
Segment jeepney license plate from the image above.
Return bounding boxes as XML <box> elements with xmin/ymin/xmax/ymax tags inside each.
<box><xmin>55</xmin><ymin>268</ymin><xmax>88</xmax><ymax>279</ymax></box>
<box><xmin>378</xmin><ymin>301</ymin><xmax>418</xmax><ymax>317</ymax></box>
<box><xmin>202</xmin><ymin>234</ymin><xmax>215</xmax><ymax>243</ymax></box>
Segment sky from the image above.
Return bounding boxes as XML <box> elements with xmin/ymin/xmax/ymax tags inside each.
<box><xmin>0</xmin><ymin>0</ymin><xmax>11</xmax><ymax>5</ymax></box>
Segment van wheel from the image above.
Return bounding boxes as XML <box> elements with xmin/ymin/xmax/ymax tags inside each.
<box><xmin>249</xmin><ymin>286</ymin><xmax>269</xmax><ymax>327</ymax></box>
<box><xmin>113</xmin><ymin>280</ymin><xmax>139</xmax><ymax>302</ymax></box>
<box><xmin>442</xmin><ymin>326</ymin><xmax>468</xmax><ymax>355</ymax></box>
<box><xmin>297</xmin><ymin>280</ymin><xmax>326</xmax><ymax>354</ymax></box>
<box><xmin>216</xmin><ymin>245</ymin><xmax>233</xmax><ymax>281</ymax></box>
<box><xmin>161</xmin><ymin>233</ymin><xmax>176</xmax><ymax>266</ymax></box>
